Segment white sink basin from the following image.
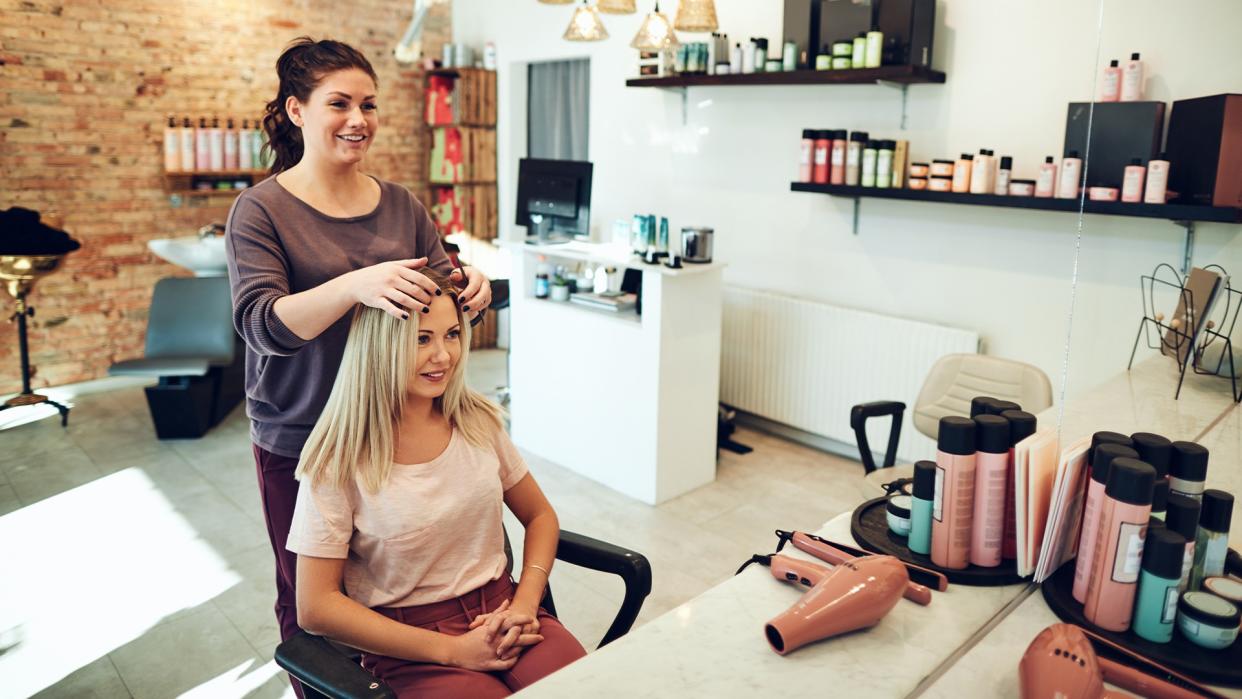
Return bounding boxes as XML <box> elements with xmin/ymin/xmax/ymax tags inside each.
<box><xmin>148</xmin><ymin>236</ymin><xmax>227</xmax><ymax>277</ymax></box>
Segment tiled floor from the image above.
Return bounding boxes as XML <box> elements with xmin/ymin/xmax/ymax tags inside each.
<box><xmin>0</xmin><ymin>350</ymin><xmax>869</xmax><ymax>698</ymax></box>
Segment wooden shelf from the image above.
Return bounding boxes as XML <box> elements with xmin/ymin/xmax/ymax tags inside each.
<box><xmin>164</xmin><ymin>170</ymin><xmax>268</xmax><ymax>178</ymax></box>
<box><xmin>429</xmin><ymin>180</ymin><xmax>496</xmax><ymax>186</ymax></box>
<box><xmin>626</xmin><ymin>64</ymin><xmax>945</xmax><ymax>89</ymax></box>
<box><xmin>789</xmin><ymin>182</ymin><xmax>1242</xmax><ymax>224</ymax></box>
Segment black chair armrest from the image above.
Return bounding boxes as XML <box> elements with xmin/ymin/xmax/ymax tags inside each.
<box><xmin>274</xmin><ymin>631</ymin><xmax>395</xmax><ymax>699</ymax></box>
<box><xmin>555</xmin><ymin>529</ymin><xmax>652</xmax><ymax>648</ymax></box>
<box><xmin>850</xmin><ymin>400</ymin><xmax>906</xmax><ymax>474</ymax></box>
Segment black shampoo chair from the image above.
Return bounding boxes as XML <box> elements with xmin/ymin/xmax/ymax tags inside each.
<box><xmin>275</xmin><ymin>529</ymin><xmax>651</xmax><ymax>699</ymax></box>
<box><xmin>108</xmin><ymin>276</ymin><xmax>244</xmax><ymax>439</ymax></box>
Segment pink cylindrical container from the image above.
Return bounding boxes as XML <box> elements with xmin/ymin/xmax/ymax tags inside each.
<box><xmin>829</xmin><ymin>130</ymin><xmax>847</xmax><ymax>185</ymax></box>
<box><xmin>907</xmin><ymin>177</ymin><xmax>928</xmax><ymax>190</ymax></box>
<box><xmin>929</xmin><ymin>160</ymin><xmax>955</xmax><ymax>177</ymax></box>
<box><xmin>928</xmin><ymin>175</ymin><xmax>952</xmax><ymax>192</ymax></box>
<box><xmin>970</xmin><ymin>414</ymin><xmax>1010</xmax><ymax>567</ymax></box>
<box><xmin>812</xmin><ymin>131</ymin><xmax>831</xmax><ymax>184</ymax></box>
<box><xmin>999</xmin><ymin>410</ymin><xmax>1036</xmax><ymax>561</ymax></box>
<box><xmin>932</xmin><ymin>416</ymin><xmax>977</xmax><ymax>570</ymax></box>
<box><xmin>1121</xmin><ymin>158</ymin><xmax>1146</xmax><ymax>202</ymax></box>
<box><xmin>1084</xmin><ymin>457</ymin><xmax>1157</xmax><ymax>632</ymax></box>
<box><xmin>798</xmin><ymin>129</ymin><xmax>815</xmax><ymax>182</ymax></box>
<box><xmin>1073</xmin><ymin>443</ymin><xmax>1139</xmax><ymax>603</ymax></box>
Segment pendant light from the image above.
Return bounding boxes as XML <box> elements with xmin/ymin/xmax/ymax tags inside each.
<box><xmin>564</xmin><ymin>1</ymin><xmax>609</xmax><ymax>41</ymax></box>
<box><xmin>673</xmin><ymin>0</ymin><xmax>718</xmax><ymax>33</ymax></box>
<box><xmin>630</xmin><ymin>2</ymin><xmax>677</xmax><ymax>50</ymax></box>
<box><xmin>598</xmin><ymin>0</ymin><xmax>637</xmax><ymax>13</ymax></box>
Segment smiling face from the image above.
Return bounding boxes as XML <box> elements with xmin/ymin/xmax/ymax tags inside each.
<box><xmin>285</xmin><ymin>67</ymin><xmax>378</xmax><ymax>167</ymax></box>
<box><xmin>408</xmin><ymin>294</ymin><xmax>463</xmax><ymax>401</ymax></box>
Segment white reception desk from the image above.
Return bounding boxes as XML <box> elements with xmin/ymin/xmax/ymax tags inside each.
<box><xmin>503</xmin><ymin>241</ymin><xmax>725</xmax><ymax>505</ymax></box>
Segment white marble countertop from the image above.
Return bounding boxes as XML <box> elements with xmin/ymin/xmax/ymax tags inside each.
<box><xmin>516</xmin><ymin>513</ymin><xmax>1032</xmax><ymax>698</ymax></box>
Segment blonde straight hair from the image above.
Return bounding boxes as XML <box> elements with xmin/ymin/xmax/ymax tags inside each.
<box><xmin>296</xmin><ymin>269</ymin><xmax>504</xmax><ymax>492</ymax></box>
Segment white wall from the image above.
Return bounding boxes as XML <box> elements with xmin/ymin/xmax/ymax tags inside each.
<box><xmin>454</xmin><ymin>0</ymin><xmax>1242</xmax><ymax>403</ymax></box>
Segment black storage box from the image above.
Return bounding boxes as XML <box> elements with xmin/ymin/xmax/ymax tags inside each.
<box><xmin>1165</xmin><ymin>94</ymin><xmax>1242</xmax><ymax>208</ymax></box>
<box><xmin>786</xmin><ymin>0</ymin><xmax>935</xmax><ymax>68</ymax></box>
<box><xmin>1063</xmin><ymin>101</ymin><xmax>1165</xmax><ymax>189</ymax></box>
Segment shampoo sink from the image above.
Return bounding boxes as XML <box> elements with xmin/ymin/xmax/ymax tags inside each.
<box><xmin>148</xmin><ymin>235</ymin><xmax>227</xmax><ymax>277</ymax></box>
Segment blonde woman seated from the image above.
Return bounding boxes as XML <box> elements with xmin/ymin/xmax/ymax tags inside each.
<box><xmin>287</xmin><ymin>269</ymin><xmax>586</xmax><ymax>698</ymax></box>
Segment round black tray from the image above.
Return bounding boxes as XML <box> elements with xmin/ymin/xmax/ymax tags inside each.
<box><xmin>850</xmin><ymin>496</ymin><xmax>1026</xmax><ymax>586</ymax></box>
<box><xmin>1042</xmin><ymin>559</ymin><xmax>1242</xmax><ymax>688</ymax></box>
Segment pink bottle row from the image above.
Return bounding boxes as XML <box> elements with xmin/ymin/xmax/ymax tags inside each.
<box><xmin>162</xmin><ymin>115</ymin><xmax>272</xmax><ymax>173</ymax></box>
<box><xmin>909</xmin><ymin>150</ymin><xmax>1170</xmax><ymax>204</ymax></box>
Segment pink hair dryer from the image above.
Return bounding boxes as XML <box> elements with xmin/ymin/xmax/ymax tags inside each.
<box><xmin>1019</xmin><ymin>624</ymin><xmax>1222</xmax><ymax>699</ymax></box>
<box><xmin>764</xmin><ymin>554</ymin><xmax>909</xmax><ymax>655</ymax></box>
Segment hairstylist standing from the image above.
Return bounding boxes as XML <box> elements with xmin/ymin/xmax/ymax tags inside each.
<box><xmin>225</xmin><ymin>36</ymin><xmax>492</xmax><ymax>671</ymax></box>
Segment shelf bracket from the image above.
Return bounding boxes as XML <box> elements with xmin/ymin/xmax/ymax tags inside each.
<box><xmin>657</xmin><ymin>86</ymin><xmax>689</xmax><ymax>125</ymax></box>
<box><xmin>1173</xmin><ymin>219</ymin><xmax>1195</xmax><ymax>275</ymax></box>
<box><xmin>876</xmin><ymin>80</ymin><xmax>910</xmax><ymax>130</ymax></box>
<box><xmin>852</xmin><ymin>197</ymin><xmax>861</xmax><ymax>235</ymax></box>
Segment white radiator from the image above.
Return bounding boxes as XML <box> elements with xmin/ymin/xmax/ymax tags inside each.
<box><xmin>721</xmin><ymin>288</ymin><xmax>980</xmax><ymax>463</ymax></box>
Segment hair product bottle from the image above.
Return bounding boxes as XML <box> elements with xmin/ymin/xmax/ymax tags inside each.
<box><xmin>999</xmin><ymin>410</ymin><xmax>1036</xmax><ymax>561</ymax></box>
<box><xmin>861</xmin><ymin>140</ymin><xmax>879</xmax><ymax>187</ymax></box>
<box><xmin>238</xmin><ymin>119</ymin><xmax>253</xmax><ymax>171</ymax></box>
<box><xmin>876</xmin><ymin>140</ymin><xmax>894</xmax><ymax>188</ymax></box>
<box><xmin>1101</xmin><ymin>59</ymin><xmax>1121</xmax><ymax>102</ymax></box>
<box><xmin>851</xmin><ymin>32</ymin><xmax>866</xmax><ymax>68</ymax></box>
<box><xmin>1120</xmin><ymin>52</ymin><xmax>1144</xmax><ymax>102</ymax></box>
<box><xmin>1121</xmin><ymin>158</ymin><xmax>1146</xmax><ymax>202</ymax></box>
<box><xmin>864</xmin><ymin>27</ymin><xmax>883</xmax><ymax>68</ymax></box>
<box><xmin>808</xmin><ymin>130</ymin><xmax>827</xmax><ymax>183</ymax></box>
<box><xmin>1035</xmin><ymin>156</ymin><xmax>1057</xmax><ymax>197</ymax></box>
<box><xmin>909</xmin><ymin>460</ymin><xmax>936</xmax><ymax>555</ymax></box>
<box><xmin>994</xmin><ymin>156</ymin><xmax>1013</xmax><ymax>196</ymax></box>
<box><xmin>1072</xmin><ymin>443</ymin><xmax>1140</xmax><ymax>603</ymax></box>
<box><xmin>179</xmin><ymin>116</ymin><xmax>196</xmax><ymax>173</ymax></box>
<box><xmin>1164</xmin><ymin>493</ymin><xmax>1200</xmax><ymax>592</ymax></box>
<box><xmin>1132</xmin><ymin>526</ymin><xmax>1186</xmax><ymax>643</ymax></box>
<box><xmin>951</xmin><ymin>153</ymin><xmax>974</xmax><ymax>193</ymax></box>
<box><xmin>208</xmin><ymin>116</ymin><xmax>224</xmax><ymax>171</ymax></box>
<box><xmin>195</xmin><ymin>117</ymin><xmax>211</xmax><ymax>171</ymax></box>
<box><xmin>931</xmin><ymin>416</ymin><xmax>977</xmax><ymax>570</ymax></box>
<box><xmin>829</xmin><ymin>131</ymin><xmax>847</xmax><ymax>185</ymax></box>
<box><xmin>970</xmin><ymin>149</ymin><xmax>992</xmax><ymax>195</ymax></box>
<box><xmin>163</xmin><ymin>115</ymin><xmax>181</xmax><ymax>172</ymax></box>
<box><xmin>1057</xmin><ymin>151</ymin><xmax>1082</xmax><ymax>199</ymax></box>
<box><xmin>1083</xmin><ymin>457</ymin><xmax>1157</xmax><ymax>632</ymax></box>
<box><xmin>1169</xmin><ymin>441</ymin><xmax>1208</xmax><ymax>500</ymax></box>
<box><xmin>1190</xmin><ymin>489</ymin><xmax>1234</xmax><ymax>590</ymax></box>
<box><xmin>1144</xmin><ymin>153</ymin><xmax>1170</xmax><ymax>204</ymax></box>
<box><xmin>223</xmin><ymin>117</ymin><xmax>239</xmax><ymax>171</ymax></box>
<box><xmin>846</xmin><ymin>132</ymin><xmax>867</xmax><ymax>186</ymax></box>
<box><xmin>970</xmin><ymin>415</ymin><xmax>1009</xmax><ymax>567</ymax></box>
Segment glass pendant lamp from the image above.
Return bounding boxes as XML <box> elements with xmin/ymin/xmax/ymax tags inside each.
<box><xmin>598</xmin><ymin>0</ymin><xmax>637</xmax><ymax>13</ymax></box>
<box><xmin>673</xmin><ymin>0</ymin><xmax>718</xmax><ymax>32</ymax></box>
<box><xmin>630</xmin><ymin>2</ymin><xmax>677</xmax><ymax>50</ymax></box>
<box><xmin>564</xmin><ymin>1</ymin><xmax>609</xmax><ymax>41</ymax></box>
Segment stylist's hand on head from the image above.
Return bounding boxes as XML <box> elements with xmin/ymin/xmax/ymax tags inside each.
<box><xmin>344</xmin><ymin>257</ymin><xmax>441</xmax><ymax>320</ymax></box>
<box><xmin>451</xmin><ymin>265</ymin><xmax>492</xmax><ymax>321</ymax></box>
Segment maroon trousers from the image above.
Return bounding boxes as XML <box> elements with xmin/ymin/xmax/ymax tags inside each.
<box><xmin>252</xmin><ymin>445</ymin><xmax>585</xmax><ymax>698</ymax></box>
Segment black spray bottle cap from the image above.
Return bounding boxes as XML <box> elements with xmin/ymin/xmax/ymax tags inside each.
<box><xmin>1170</xmin><ymin>441</ymin><xmax>1209</xmax><ymax>482</ymax></box>
<box><xmin>970</xmin><ymin>396</ymin><xmax>999</xmax><ymax>418</ymax></box>
<box><xmin>989</xmin><ymin>399</ymin><xmax>1021</xmax><ymax>414</ymax></box>
<box><xmin>803</xmin><ymin>129</ymin><xmax>818</xmax><ymax>139</ymax></box>
<box><xmin>850</xmin><ymin>131</ymin><xmax>869</xmax><ymax>142</ymax></box>
<box><xmin>961</xmin><ymin>153</ymin><xmax>974</xmax><ymax>161</ymax></box>
<box><xmin>974</xmin><ymin>414</ymin><xmax>1010</xmax><ymax>454</ymax></box>
<box><xmin>1164</xmin><ymin>493</ymin><xmax>1201</xmax><ymax>541</ymax></box>
<box><xmin>1091</xmin><ymin>443</ymin><xmax>1140</xmax><ymax>485</ymax></box>
<box><xmin>1045</xmin><ymin>155</ymin><xmax>1055</xmax><ymax>164</ymax></box>
<box><xmin>1142</xmin><ymin>527</ymin><xmax>1187</xmax><ymax>580</ymax></box>
<box><xmin>1109</xmin><ymin>59</ymin><xmax>1119</xmax><ymax>67</ymax></box>
<box><xmin>913</xmin><ymin>460</ymin><xmax>936</xmax><ymax>500</ymax></box>
<box><xmin>1000</xmin><ymin>410</ymin><xmax>1037</xmax><ymax>447</ymax></box>
<box><xmin>1104</xmin><ymin>457</ymin><xmax>1157</xmax><ymax>506</ymax></box>
<box><xmin>937</xmin><ymin>416</ymin><xmax>976</xmax><ymax>456</ymax></box>
<box><xmin>1131</xmin><ymin>432</ymin><xmax>1173</xmax><ymax>478</ymax></box>
<box><xmin>1131</xmin><ymin>52</ymin><xmax>1141</xmax><ymax>60</ymax></box>
<box><xmin>1067</xmin><ymin>150</ymin><xmax>1080</xmax><ymax>159</ymax></box>
<box><xmin>1130</xmin><ymin>157</ymin><xmax>1143</xmax><ymax>166</ymax></box>
<box><xmin>1089</xmin><ymin>431</ymin><xmax>1134</xmax><ymax>466</ymax></box>
<box><xmin>1000</xmin><ymin>156</ymin><xmax>1013</xmax><ymax>169</ymax></box>
<box><xmin>1151</xmin><ymin>479</ymin><xmax>1170</xmax><ymax>514</ymax></box>
<box><xmin>1200</xmin><ymin>489</ymin><xmax>1234</xmax><ymax>533</ymax></box>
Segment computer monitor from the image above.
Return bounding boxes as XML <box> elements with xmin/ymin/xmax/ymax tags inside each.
<box><xmin>515</xmin><ymin>158</ymin><xmax>593</xmax><ymax>243</ymax></box>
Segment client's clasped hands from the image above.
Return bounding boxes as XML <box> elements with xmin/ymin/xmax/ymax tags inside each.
<box><xmin>449</xmin><ymin>598</ymin><xmax>544</xmax><ymax>671</ymax></box>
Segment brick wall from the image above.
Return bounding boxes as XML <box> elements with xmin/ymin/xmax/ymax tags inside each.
<box><xmin>0</xmin><ymin>0</ymin><xmax>452</xmax><ymax>394</ymax></box>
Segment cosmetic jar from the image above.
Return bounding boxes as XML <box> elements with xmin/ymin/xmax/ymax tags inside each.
<box><xmin>1203</xmin><ymin>577</ymin><xmax>1242</xmax><ymax>605</ymax></box>
<box><xmin>1008</xmin><ymin>179</ymin><xmax>1036</xmax><ymax>197</ymax></box>
<box><xmin>929</xmin><ymin>160</ymin><xmax>955</xmax><ymax>177</ymax></box>
<box><xmin>832</xmin><ymin>41</ymin><xmax>853</xmax><ymax>57</ymax></box>
<box><xmin>928</xmin><ymin>176</ymin><xmax>952</xmax><ymax>192</ymax></box>
<box><xmin>832</xmin><ymin>56</ymin><xmax>852</xmax><ymax>70</ymax></box>
<box><xmin>1178</xmin><ymin>591</ymin><xmax>1240</xmax><ymax>650</ymax></box>
<box><xmin>1088</xmin><ymin>186</ymin><xmax>1119</xmax><ymax>201</ymax></box>
<box><xmin>765</xmin><ymin>59</ymin><xmax>784</xmax><ymax>73</ymax></box>
<box><xmin>887</xmin><ymin>495</ymin><xmax>913</xmax><ymax>537</ymax></box>
<box><xmin>908</xmin><ymin>163</ymin><xmax>930</xmax><ymax>178</ymax></box>
<box><xmin>908</xmin><ymin>177</ymin><xmax>928</xmax><ymax>190</ymax></box>
<box><xmin>815</xmin><ymin>54</ymin><xmax>832</xmax><ymax>70</ymax></box>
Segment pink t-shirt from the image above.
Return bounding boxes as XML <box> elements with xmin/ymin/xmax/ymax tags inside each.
<box><xmin>287</xmin><ymin>426</ymin><xmax>530</xmax><ymax>608</ymax></box>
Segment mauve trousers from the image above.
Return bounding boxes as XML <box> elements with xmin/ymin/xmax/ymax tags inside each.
<box><xmin>252</xmin><ymin>444</ymin><xmax>308</xmax><ymax>697</ymax></box>
<box><xmin>363</xmin><ymin>575</ymin><xmax>586</xmax><ymax>697</ymax></box>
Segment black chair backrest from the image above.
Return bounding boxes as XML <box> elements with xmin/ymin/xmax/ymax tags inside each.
<box><xmin>144</xmin><ymin>276</ymin><xmax>234</xmax><ymax>364</ymax></box>
<box><xmin>490</xmin><ymin>279</ymin><xmax>510</xmax><ymax>311</ymax></box>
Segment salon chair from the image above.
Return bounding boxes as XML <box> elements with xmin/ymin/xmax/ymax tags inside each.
<box><xmin>851</xmin><ymin>353</ymin><xmax>1052</xmax><ymax>495</ymax></box>
<box><xmin>274</xmin><ymin>528</ymin><xmax>651</xmax><ymax>699</ymax></box>
<box><xmin>108</xmin><ymin>276</ymin><xmax>245</xmax><ymax>439</ymax></box>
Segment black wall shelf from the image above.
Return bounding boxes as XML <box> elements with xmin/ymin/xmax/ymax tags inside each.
<box><xmin>791</xmin><ymin>182</ymin><xmax>1242</xmax><ymax>273</ymax></box>
<box><xmin>625</xmin><ymin>65</ymin><xmax>945</xmax><ymax>89</ymax></box>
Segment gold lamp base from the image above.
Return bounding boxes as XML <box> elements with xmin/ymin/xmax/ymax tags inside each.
<box><xmin>0</xmin><ymin>253</ymin><xmax>71</xmax><ymax>427</ymax></box>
